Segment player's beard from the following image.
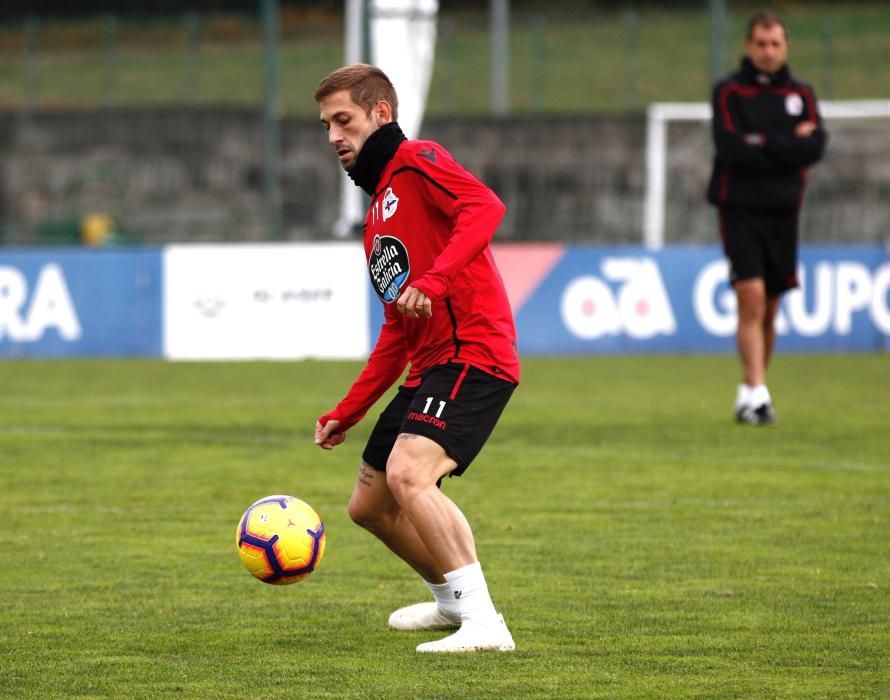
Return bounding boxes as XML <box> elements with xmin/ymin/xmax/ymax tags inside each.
<box><xmin>340</xmin><ymin>151</ymin><xmax>357</xmax><ymax>172</ymax></box>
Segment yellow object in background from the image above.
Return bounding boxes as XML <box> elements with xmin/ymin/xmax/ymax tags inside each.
<box><xmin>80</xmin><ymin>213</ymin><xmax>116</xmax><ymax>247</ymax></box>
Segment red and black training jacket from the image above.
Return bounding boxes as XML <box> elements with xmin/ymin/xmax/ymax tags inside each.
<box><xmin>707</xmin><ymin>57</ymin><xmax>828</xmax><ymax>213</ymax></box>
<box><xmin>321</xmin><ymin>123</ymin><xmax>520</xmax><ymax>433</ymax></box>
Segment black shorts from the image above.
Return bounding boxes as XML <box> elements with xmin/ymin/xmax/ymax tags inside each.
<box><xmin>719</xmin><ymin>207</ymin><xmax>799</xmax><ymax>297</ymax></box>
<box><xmin>362</xmin><ymin>362</ymin><xmax>516</xmax><ymax>477</ymax></box>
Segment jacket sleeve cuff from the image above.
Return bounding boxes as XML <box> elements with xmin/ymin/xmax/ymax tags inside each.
<box><xmin>319</xmin><ymin>406</ymin><xmax>366</xmax><ymax>434</ymax></box>
<box><xmin>412</xmin><ymin>274</ymin><xmax>448</xmax><ymax>300</ymax></box>
<box><xmin>318</xmin><ymin>411</ymin><xmax>339</xmax><ymax>427</ymax></box>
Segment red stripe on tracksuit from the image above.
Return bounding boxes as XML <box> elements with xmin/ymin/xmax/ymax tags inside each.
<box><xmin>449</xmin><ymin>363</ymin><xmax>471</xmax><ymax>400</ymax></box>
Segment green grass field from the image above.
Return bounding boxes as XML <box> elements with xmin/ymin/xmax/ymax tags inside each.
<box><xmin>1</xmin><ymin>355</ymin><xmax>888</xmax><ymax>698</ymax></box>
<box><xmin>2</xmin><ymin>2</ymin><xmax>890</xmax><ymax>114</ymax></box>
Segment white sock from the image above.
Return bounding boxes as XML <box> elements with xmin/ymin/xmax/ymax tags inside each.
<box><xmin>735</xmin><ymin>383</ymin><xmax>752</xmax><ymax>410</ymax></box>
<box><xmin>749</xmin><ymin>384</ymin><xmax>771</xmax><ymax>408</ymax></box>
<box><xmin>443</xmin><ymin>562</ymin><xmax>499</xmax><ymax>624</ymax></box>
<box><xmin>425</xmin><ymin>579</ymin><xmax>459</xmax><ymax>618</ymax></box>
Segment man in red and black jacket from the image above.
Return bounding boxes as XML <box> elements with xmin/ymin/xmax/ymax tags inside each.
<box><xmin>707</xmin><ymin>10</ymin><xmax>827</xmax><ymax>425</ymax></box>
<box><xmin>314</xmin><ymin>64</ymin><xmax>518</xmax><ymax>652</ymax></box>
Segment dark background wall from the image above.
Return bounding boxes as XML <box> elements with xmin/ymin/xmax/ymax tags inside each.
<box><xmin>2</xmin><ymin>108</ymin><xmax>887</xmax><ymax>247</ymax></box>
<box><xmin>0</xmin><ymin>109</ymin><xmax>649</xmax><ymax>245</ymax></box>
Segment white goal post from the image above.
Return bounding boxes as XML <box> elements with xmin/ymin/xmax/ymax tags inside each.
<box><xmin>643</xmin><ymin>99</ymin><xmax>890</xmax><ymax>249</ymax></box>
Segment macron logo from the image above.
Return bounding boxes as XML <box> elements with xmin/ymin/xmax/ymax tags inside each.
<box><xmin>453</xmin><ymin>590</ymin><xmax>462</xmax><ymax>599</ymax></box>
<box><xmin>419</xmin><ymin>147</ymin><xmax>437</xmax><ymax>163</ymax></box>
<box><xmin>406</xmin><ymin>411</ymin><xmax>446</xmax><ymax>430</ymax></box>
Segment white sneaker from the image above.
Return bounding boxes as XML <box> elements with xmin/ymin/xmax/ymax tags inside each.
<box><xmin>415</xmin><ymin>614</ymin><xmax>515</xmax><ymax>653</ymax></box>
<box><xmin>388</xmin><ymin>602</ymin><xmax>461</xmax><ymax>631</ymax></box>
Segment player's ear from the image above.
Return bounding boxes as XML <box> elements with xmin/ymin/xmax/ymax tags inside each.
<box><xmin>373</xmin><ymin>100</ymin><xmax>394</xmax><ymax>126</ymax></box>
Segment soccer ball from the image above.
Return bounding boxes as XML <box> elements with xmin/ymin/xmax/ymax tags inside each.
<box><xmin>236</xmin><ymin>495</ymin><xmax>326</xmax><ymax>585</ymax></box>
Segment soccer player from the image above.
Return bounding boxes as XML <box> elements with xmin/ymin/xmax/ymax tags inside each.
<box><xmin>707</xmin><ymin>11</ymin><xmax>827</xmax><ymax>425</ymax></box>
<box><xmin>313</xmin><ymin>64</ymin><xmax>519</xmax><ymax>652</ymax></box>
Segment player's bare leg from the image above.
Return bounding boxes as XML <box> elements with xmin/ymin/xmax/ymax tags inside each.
<box><xmin>734</xmin><ymin>278</ymin><xmax>777</xmax><ymax>424</ymax></box>
<box><xmin>347</xmin><ymin>462</ymin><xmax>444</xmax><ymax>582</ymax></box>
<box><xmin>385</xmin><ymin>436</ymin><xmax>476</xmax><ymax>572</ymax></box>
<box><xmin>347</xmin><ymin>462</ymin><xmax>461</xmax><ymax>631</ymax></box>
<box><xmin>735</xmin><ymin>278</ymin><xmax>767</xmax><ymax>387</ymax></box>
<box><xmin>762</xmin><ymin>295</ymin><xmax>781</xmax><ymax>370</ymax></box>
<box><xmin>385</xmin><ymin>433</ymin><xmax>514</xmax><ymax>652</ymax></box>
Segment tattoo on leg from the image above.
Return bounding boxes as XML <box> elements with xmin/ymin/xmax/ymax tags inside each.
<box><xmin>358</xmin><ymin>464</ymin><xmax>375</xmax><ymax>487</ymax></box>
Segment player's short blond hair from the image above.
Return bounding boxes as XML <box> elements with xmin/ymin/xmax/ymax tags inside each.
<box><xmin>314</xmin><ymin>63</ymin><xmax>399</xmax><ymax>120</ymax></box>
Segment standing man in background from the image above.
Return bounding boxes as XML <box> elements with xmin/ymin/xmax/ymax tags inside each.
<box><xmin>313</xmin><ymin>64</ymin><xmax>519</xmax><ymax>652</ymax></box>
<box><xmin>707</xmin><ymin>10</ymin><xmax>827</xmax><ymax>425</ymax></box>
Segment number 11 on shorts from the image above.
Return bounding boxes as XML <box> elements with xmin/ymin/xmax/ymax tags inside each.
<box><xmin>423</xmin><ymin>397</ymin><xmax>446</xmax><ymax>418</ymax></box>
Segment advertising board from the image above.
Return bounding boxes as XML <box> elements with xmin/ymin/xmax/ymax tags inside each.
<box><xmin>163</xmin><ymin>244</ymin><xmax>369</xmax><ymax>360</ymax></box>
<box><xmin>369</xmin><ymin>244</ymin><xmax>890</xmax><ymax>355</ymax></box>
<box><xmin>506</xmin><ymin>245</ymin><xmax>890</xmax><ymax>355</ymax></box>
<box><xmin>0</xmin><ymin>248</ymin><xmax>162</xmax><ymax>358</ymax></box>
<box><xmin>3</xmin><ymin>243</ymin><xmax>887</xmax><ymax>360</ymax></box>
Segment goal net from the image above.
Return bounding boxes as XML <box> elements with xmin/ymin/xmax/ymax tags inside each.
<box><xmin>643</xmin><ymin>100</ymin><xmax>890</xmax><ymax>248</ymax></box>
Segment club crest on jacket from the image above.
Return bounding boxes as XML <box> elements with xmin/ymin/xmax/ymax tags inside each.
<box><xmin>381</xmin><ymin>187</ymin><xmax>400</xmax><ymax>222</ymax></box>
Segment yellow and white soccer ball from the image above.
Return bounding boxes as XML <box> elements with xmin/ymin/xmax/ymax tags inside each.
<box><xmin>236</xmin><ymin>495</ymin><xmax>326</xmax><ymax>585</ymax></box>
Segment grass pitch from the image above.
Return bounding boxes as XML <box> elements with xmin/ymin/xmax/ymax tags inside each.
<box><xmin>1</xmin><ymin>355</ymin><xmax>888</xmax><ymax>698</ymax></box>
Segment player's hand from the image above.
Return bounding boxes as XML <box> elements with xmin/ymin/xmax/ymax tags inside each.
<box><xmin>315</xmin><ymin>418</ymin><xmax>347</xmax><ymax>450</ymax></box>
<box><xmin>397</xmin><ymin>286</ymin><xmax>432</xmax><ymax>319</ymax></box>
<box><xmin>795</xmin><ymin>120</ymin><xmax>817</xmax><ymax>137</ymax></box>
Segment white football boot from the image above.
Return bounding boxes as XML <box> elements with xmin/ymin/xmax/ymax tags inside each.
<box><xmin>388</xmin><ymin>602</ymin><xmax>461</xmax><ymax>631</ymax></box>
<box><xmin>415</xmin><ymin>613</ymin><xmax>515</xmax><ymax>653</ymax></box>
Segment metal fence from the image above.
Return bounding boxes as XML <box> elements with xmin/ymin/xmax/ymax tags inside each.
<box><xmin>4</xmin><ymin>2</ymin><xmax>887</xmax><ymax>115</ymax></box>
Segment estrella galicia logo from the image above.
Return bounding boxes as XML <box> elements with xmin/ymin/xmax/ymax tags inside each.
<box><xmin>369</xmin><ymin>235</ymin><xmax>410</xmax><ymax>303</ymax></box>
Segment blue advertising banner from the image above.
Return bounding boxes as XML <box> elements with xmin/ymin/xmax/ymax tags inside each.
<box><xmin>369</xmin><ymin>244</ymin><xmax>890</xmax><ymax>356</ymax></box>
<box><xmin>518</xmin><ymin>245</ymin><xmax>890</xmax><ymax>355</ymax></box>
<box><xmin>3</xmin><ymin>244</ymin><xmax>888</xmax><ymax>359</ymax></box>
<box><xmin>0</xmin><ymin>248</ymin><xmax>162</xmax><ymax>358</ymax></box>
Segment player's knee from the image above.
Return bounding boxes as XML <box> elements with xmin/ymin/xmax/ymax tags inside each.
<box><xmin>738</xmin><ymin>305</ymin><xmax>764</xmax><ymax>324</ymax></box>
<box><xmin>347</xmin><ymin>484</ymin><xmax>384</xmax><ymax>527</ymax></box>
<box><xmin>736</xmin><ymin>293</ymin><xmax>766</xmax><ymax>323</ymax></box>
<box><xmin>347</xmin><ymin>495</ymin><xmax>388</xmax><ymax>533</ymax></box>
<box><xmin>388</xmin><ymin>452</ymin><xmax>439</xmax><ymax>501</ymax></box>
<box><xmin>346</xmin><ymin>495</ymin><xmax>368</xmax><ymax>528</ymax></box>
<box><xmin>387</xmin><ymin>455</ymin><xmax>450</xmax><ymax>506</ymax></box>
<box><xmin>384</xmin><ymin>456</ymin><xmax>414</xmax><ymax>500</ymax></box>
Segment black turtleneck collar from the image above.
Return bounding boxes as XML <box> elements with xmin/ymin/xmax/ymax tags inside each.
<box><xmin>740</xmin><ymin>56</ymin><xmax>790</xmax><ymax>87</ymax></box>
<box><xmin>347</xmin><ymin>122</ymin><xmax>407</xmax><ymax>195</ymax></box>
